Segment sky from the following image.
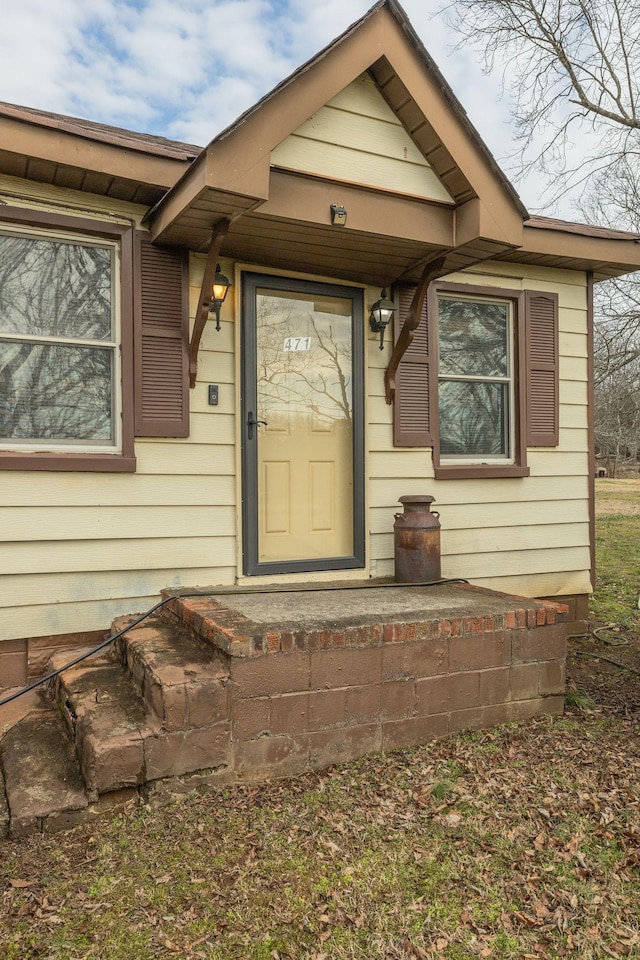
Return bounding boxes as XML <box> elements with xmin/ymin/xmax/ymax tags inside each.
<box><xmin>0</xmin><ymin>0</ymin><xmax>554</xmax><ymax>213</ymax></box>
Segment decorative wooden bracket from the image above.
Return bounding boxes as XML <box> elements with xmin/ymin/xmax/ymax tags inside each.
<box><xmin>189</xmin><ymin>218</ymin><xmax>230</xmax><ymax>388</ymax></box>
<box><xmin>384</xmin><ymin>256</ymin><xmax>448</xmax><ymax>405</ymax></box>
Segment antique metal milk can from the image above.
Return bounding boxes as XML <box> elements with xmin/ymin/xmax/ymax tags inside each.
<box><xmin>394</xmin><ymin>495</ymin><xmax>441</xmax><ymax>583</ymax></box>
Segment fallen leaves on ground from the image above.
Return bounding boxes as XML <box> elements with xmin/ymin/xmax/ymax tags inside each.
<box><xmin>1</xmin><ymin>638</ymin><xmax>640</xmax><ymax>960</ymax></box>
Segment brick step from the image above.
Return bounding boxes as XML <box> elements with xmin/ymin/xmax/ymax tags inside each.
<box><xmin>48</xmin><ymin>653</ymin><xmax>158</xmax><ymax>799</ymax></box>
<box><xmin>48</xmin><ymin>649</ymin><xmax>231</xmax><ymax>800</ymax></box>
<box><xmin>110</xmin><ymin>612</ymin><xmax>229</xmax><ymax>731</ymax></box>
<box><xmin>0</xmin><ymin>707</ymin><xmax>89</xmax><ymax>838</ymax></box>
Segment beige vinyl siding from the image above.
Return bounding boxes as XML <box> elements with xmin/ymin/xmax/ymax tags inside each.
<box><xmin>0</xmin><ymin>173</ymin><xmax>148</xmax><ymax>226</ymax></box>
<box><xmin>0</xmin><ymin>507</ymin><xmax>236</xmax><ymax>543</ymax></box>
<box><xmin>0</xmin><ymin>179</ymin><xmax>238</xmax><ymax>642</ymax></box>
<box><xmin>367</xmin><ymin>263</ymin><xmax>593</xmax><ymax>598</ymax></box>
<box><xmin>1</xmin><ymin>473</ymin><xmax>236</xmax><ymax>508</ymax></box>
<box><xmin>271</xmin><ymin>73</ymin><xmax>454</xmax><ymax>204</ymax></box>
<box><xmin>0</xmin><ymin>182</ymin><xmax>591</xmax><ymax>644</ymax></box>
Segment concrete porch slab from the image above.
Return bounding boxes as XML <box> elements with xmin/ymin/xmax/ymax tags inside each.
<box><xmin>211</xmin><ymin>581</ymin><xmax>560</xmax><ymax>624</ymax></box>
<box><xmin>163</xmin><ymin>580</ymin><xmax>568</xmax><ymax>659</ymax></box>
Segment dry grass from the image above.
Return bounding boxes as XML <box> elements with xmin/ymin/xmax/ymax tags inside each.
<box><xmin>2</xmin><ymin>713</ymin><xmax>640</xmax><ymax>959</ymax></box>
<box><xmin>594</xmin><ymin>478</ymin><xmax>640</xmax><ymax>517</ymax></box>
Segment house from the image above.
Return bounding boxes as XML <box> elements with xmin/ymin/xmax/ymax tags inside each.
<box><xmin>1</xmin><ymin>1</ymin><xmax>640</xmax><ymax>692</ymax></box>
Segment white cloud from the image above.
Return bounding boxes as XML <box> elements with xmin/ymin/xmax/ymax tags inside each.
<box><xmin>0</xmin><ymin>0</ymin><xmax>566</xmax><ymax>212</ymax></box>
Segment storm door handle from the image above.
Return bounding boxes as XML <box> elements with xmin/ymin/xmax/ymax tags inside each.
<box><xmin>247</xmin><ymin>412</ymin><xmax>268</xmax><ymax>439</ymax></box>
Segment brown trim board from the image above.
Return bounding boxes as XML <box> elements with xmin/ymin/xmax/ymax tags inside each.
<box><xmin>587</xmin><ymin>271</ymin><xmax>596</xmax><ymax>594</ymax></box>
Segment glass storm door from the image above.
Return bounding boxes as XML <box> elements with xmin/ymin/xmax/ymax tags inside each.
<box><xmin>242</xmin><ymin>274</ymin><xmax>364</xmax><ymax>576</ymax></box>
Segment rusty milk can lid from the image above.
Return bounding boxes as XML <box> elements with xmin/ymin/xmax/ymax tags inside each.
<box><xmin>398</xmin><ymin>495</ymin><xmax>436</xmax><ymax>506</ymax></box>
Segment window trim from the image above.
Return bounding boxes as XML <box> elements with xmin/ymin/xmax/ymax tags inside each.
<box><xmin>430</xmin><ymin>281</ymin><xmax>529</xmax><ymax>480</ymax></box>
<box><xmin>0</xmin><ymin>206</ymin><xmax>135</xmax><ymax>472</ymax></box>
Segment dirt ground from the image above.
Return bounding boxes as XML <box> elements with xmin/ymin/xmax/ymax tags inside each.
<box><xmin>567</xmin><ymin>627</ymin><xmax>640</xmax><ymax>719</ymax></box>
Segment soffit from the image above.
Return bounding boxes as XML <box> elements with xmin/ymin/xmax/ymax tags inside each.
<box><xmin>153</xmin><ymin>167</ymin><xmax>460</xmax><ymax>286</ymax></box>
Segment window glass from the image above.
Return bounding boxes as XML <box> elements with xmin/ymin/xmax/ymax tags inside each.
<box><xmin>439</xmin><ymin>380</ymin><xmax>508</xmax><ymax>456</ymax></box>
<box><xmin>439</xmin><ymin>298</ymin><xmax>508</xmax><ymax>377</ymax></box>
<box><xmin>438</xmin><ymin>294</ymin><xmax>512</xmax><ymax>461</ymax></box>
<box><xmin>0</xmin><ymin>234</ymin><xmax>113</xmax><ymax>340</ymax></box>
<box><xmin>0</xmin><ymin>229</ymin><xmax>118</xmax><ymax>449</ymax></box>
<box><xmin>0</xmin><ymin>341</ymin><xmax>113</xmax><ymax>442</ymax></box>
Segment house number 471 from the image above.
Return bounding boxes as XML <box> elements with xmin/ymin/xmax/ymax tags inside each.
<box><xmin>283</xmin><ymin>337</ymin><xmax>311</xmax><ymax>352</ymax></box>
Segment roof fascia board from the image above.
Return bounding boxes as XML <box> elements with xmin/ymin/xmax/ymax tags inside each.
<box><xmin>0</xmin><ymin>116</ymin><xmax>188</xmax><ymax>190</ymax></box>
<box><xmin>519</xmin><ymin>224</ymin><xmax>640</xmax><ymax>274</ymax></box>
<box><xmin>146</xmin><ymin>152</ymin><xmax>211</xmax><ymax>240</ymax></box>
<box><xmin>146</xmin><ymin>152</ymin><xmax>269</xmax><ymax>243</ymax></box>
<box><xmin>0</xmin><ymin>103</ymin><xmax>199</xmax><ymax>160</ymax></box>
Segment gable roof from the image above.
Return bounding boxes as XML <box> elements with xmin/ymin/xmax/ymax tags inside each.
<box><xmin>146</xmin><ymin>0</ymin><xmax>531</xmax><ymax>287</ymax></box>
<box><xmin>0</xmin><ymin>2</ymin><xmax>638</xmax><ymax>282</ymax></box>
<box><xmin>206</xmin><ymin>0</ymin><xmax>527</xmax><ymax>220</ymax></box>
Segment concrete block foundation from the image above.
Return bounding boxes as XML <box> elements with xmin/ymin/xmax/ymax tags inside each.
<box><xmin>162</xmin><ymin>582</ymin><xmax>568</xmax><ymax>782</ymax></box>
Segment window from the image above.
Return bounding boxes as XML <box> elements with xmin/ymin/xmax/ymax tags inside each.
<box><xmin>0</xmin><ymin>228</ymin><xmax>120</xmax><ymax>451</ymax></box>
<box><xmin>0</xmin><ymin>207</ymin><xmax>136</xmax><ymax>471</ymax></box>
<box><xmin>437</xmin><ymin>293</ymin><xmax>514</xmax><ymax>462</ymax></box>
<box><xmin>0</xmin><ymin>209</ymin><xmax>189</xmax><ymax>471</ymax></box>
<box><xmin>392</xmin><ymin>280</ymin><xmax>560</xmax><ymax>478</ymax></box>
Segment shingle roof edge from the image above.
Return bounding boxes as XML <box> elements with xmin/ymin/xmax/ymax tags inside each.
<box><xmin>0</xmin><ymin>100</ymin><xmax>202</xmax><ymax>163</ymax></box>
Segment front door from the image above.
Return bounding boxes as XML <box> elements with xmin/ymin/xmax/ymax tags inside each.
<box><xmin>242</xmin><ymin>273</ymin><xmax>364</xmax><ymax>576</ymax></box>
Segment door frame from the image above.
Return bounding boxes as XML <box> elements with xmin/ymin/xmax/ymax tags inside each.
<box><xmin>241</xmin><ymin>271</ymin><xmax>365</xmax><ymax>576</ymax></box>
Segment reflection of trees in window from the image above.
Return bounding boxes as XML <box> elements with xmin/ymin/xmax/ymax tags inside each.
<box><xmin>439</xmin><ymin>381</ymin><xmax>507</xmax><ymax>456</ymax></box>
<box><xmin>256</xmin><ymin>291</ymin><xmax>353</xmax><ymax>428</ymax></box>
<box><xmin>0</xmin><ymin>233</ymin><xmax>115</xmax><ymax>444</ymax></box>
<box><xmin>438</xmin><ymin>297</ymin><xmax>511</xmax><ymax>458</ymax></box>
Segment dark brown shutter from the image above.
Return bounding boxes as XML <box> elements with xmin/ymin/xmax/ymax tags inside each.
<box><xmin>525</xmin><ymin>290</ymin><xmax>559</xmax><ymax>447</ymax></box>
<box><xmin>134</xmin><ymin>233</ymin><xmax>189</xmax><ymax>437</ymax></box>
<box><xmin>393</xmin><ymin>284</ymin><xmax>435</xmax><ymax>446</ymax></box>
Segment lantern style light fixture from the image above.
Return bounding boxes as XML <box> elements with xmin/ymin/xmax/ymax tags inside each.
<box><xmin>207</xmin><ymin>263</ymin><xmax>232</xmax><ymax>331</ymax></box>
<box><xmin>368</xmin><ymin>288</ymin><xmax>396</xmax><ymax>350</ymax></box>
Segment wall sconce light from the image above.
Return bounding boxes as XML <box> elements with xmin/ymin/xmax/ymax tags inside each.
<box><xmin>330</xmin><ymin>204</ymin><xmax>347</xmax><ymax>226</ymax></box>
<box><xmin>369</xmin><ymin>289</ymin><xmax>396</xmax><ymax>350</ymax></box>
<box><xmin>207</xmin><ymin>263</ymin><xmax>232</xmax><ymax>331</ymax></box>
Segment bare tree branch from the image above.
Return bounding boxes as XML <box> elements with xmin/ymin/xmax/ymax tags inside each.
<box><xmin>444</xmin><ymin>0</ymin><xmax>640</xmax><ymax>199</ymax></box>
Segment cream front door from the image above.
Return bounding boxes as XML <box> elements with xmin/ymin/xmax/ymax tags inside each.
<box><xmin>242</xmin><ymin>274</ymin><xmax>364</xmax><ymax>576</ymax></box>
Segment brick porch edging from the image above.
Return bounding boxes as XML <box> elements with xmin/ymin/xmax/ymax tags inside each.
<box><xmin>162</xmin><ymin>583</ymin><xmax>569</xmax><ymax>659</ymax></box>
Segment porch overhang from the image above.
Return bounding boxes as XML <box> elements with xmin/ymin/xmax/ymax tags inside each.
<box><xmin>145</xmin><ymin>0</ymin><xmax>528</xmax><ymax>287</ymax></box>
<box><xmin>146</xmin><ymin>164</ymin><xmax>524</xmax><ymax>289</ymax></box>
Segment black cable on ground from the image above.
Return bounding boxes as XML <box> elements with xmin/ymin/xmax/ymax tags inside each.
<box><xmin>591</xmin><ymin>624</ymin><xmax>633</xmax><ymax>644</ymax></box>
<box><xmin>574</xmin><ymin>649</ymin><xmax>640</xmax><ymax>677</ymax></box>
<box><xmin>0</xmin><ymin>578</ymin><xmax>470</xmax><ymax>709</ymax></box>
